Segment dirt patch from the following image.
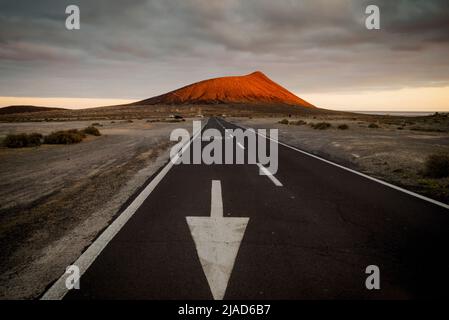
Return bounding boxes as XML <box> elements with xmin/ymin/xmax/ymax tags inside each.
<box><xmin>0</xmin><ymin>119</ymin><xmax>196</xmax><ymax>299</ymax></box>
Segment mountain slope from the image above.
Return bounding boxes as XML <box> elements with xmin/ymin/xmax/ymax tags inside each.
<box><xmin>0</xmin><ymin>105</ymin><xmax>66</xmax><ymax>115</ymax></box>
<box><xmin>134</xmin><ymin>71</ymin><xmax>315</xmax><ymax>108</ymax></box>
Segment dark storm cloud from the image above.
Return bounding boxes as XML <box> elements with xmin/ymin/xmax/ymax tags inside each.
<box><xmin>0</xmin><ymin>0</ymin><xmax>448</xmax><ymax>99</ymax></box>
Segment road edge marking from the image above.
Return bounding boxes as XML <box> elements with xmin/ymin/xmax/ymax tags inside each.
<box><xmin>41</xmin><ymin>119</ymin><xmax>208</xmax><ymax>300</ymax></box>
<box><xmin>257</xmin><ymin>163</ymin><xmax>283</xmax><ymax>187</ymax></box>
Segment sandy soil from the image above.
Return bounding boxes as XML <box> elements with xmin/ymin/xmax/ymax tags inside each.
<box><xmin>231</xmin><ymin>115</ymin><xmax>449</xmax><ymax>204</ymax></box>
<box><xmin>0</xmin><ymin>119</ymin><xmax>196</xmax><ymax>299</ymax></box>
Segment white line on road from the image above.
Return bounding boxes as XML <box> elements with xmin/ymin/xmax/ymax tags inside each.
<box><xmin>215</xmin><ymin>117</ymin><xmax>225</xmax><ymax>129</ymax></box>
<box><xmin>41</xmin><ymin>119</ymin><xmax>208</xmax><ymax>300</ymax></box>
<box><xmin>186</xmin><ymin>180</ymin><xmax>249</xmax><ymax>300</ymax></box>
<box><xmin>211</xmin><ymin>180</ymin><xmax>223</xmax><ymax>218</ymax></box>
<box><xmin>257</xmin><ymin>163</ymin><xmax>283</xmax><ymax>187</ymax></box>
<box><xmin>216</xmin><ymin>118</ymin><xmax>283</xmax><ymax>187</ymax></box>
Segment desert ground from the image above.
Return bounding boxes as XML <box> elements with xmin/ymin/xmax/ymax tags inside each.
<box><xmin>0</xmin><ymin>118</ymin><xmax>196</xmax><ymax>299</ymax></box>
<box><xmin>232</xmin><ymin>113</ymin><xmax>449</xmax><ymax>204</ymax></box>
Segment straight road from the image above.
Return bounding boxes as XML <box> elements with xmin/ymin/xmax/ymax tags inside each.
<box><xmin>48</xmin><ymin>117</ymin><xmax>448</xmax><ymax>299</ymax></box>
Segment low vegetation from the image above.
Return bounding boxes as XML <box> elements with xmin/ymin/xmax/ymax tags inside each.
<box><xmin>338</xmin><ymin>124</ymin><xmax>349</xmax><ymax>130</ymax></box>
<box><xmin>424</xmin><ymin>154</ymin><xmax>449</xmax><ymax>178</ymax></box>
<box><xmin>368</xmin><ymin>123</ymin><xmax>379</xmax><ymax>129</ymax></box>
<box><xmin>3</xmin><ymin>133</ymin><xmax>43</xmax><ymax>148</ymax></box>
<box><xmin>311</xmin><ymin>122</ymin><xmax>331</xmax><ymax>130</ymax></box>
<box><xmin>44</xmin><ymin>129</ymin><xmax>86</xmax><ymax>144</ymax></box>
<box><xmin>290</xmin><ymin>120</ymin><xmax>307</xmax><ymax>126</ymax></box>
<box><xmin>82</xmin><ymin>126</ymin><xmax>101</xmax><ymax>136</ymax></box>
<box><xmin>4</xmin><ymin>127</ymin><xmax>102</xmax><ymax>148</ymax></box>
<box><xmin>146</xmin><ymin>118</ymin><xmax>186</xmax><ymax>123</ymax></box>
<box><xmin>278</xmin><ymin>119</ymin><xmax>309</xmax><ymax>126</ymax></box>
<box><xmin>165</xmin><ymin>119</ymin><xmax>186</xmax><ymax>123</ymax></box>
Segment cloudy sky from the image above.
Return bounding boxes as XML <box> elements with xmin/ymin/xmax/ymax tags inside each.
<box><xmin>1</xmin><ymin>0</ymin><xmax>449</xmax><ymax>110</ymax></box>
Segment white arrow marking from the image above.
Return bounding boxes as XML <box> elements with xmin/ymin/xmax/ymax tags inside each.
<box><xmin>186</xmin><ymin>180</ymin><xmax>249</xmax><ymax>300</ymax></box>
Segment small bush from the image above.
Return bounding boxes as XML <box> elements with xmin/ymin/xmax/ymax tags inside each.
<box><xmin>311</xmin><ymin>122</ymin><xmax>331</xmax><ymax>130</ymax></box>
<box><xmin>27</xmin><ymin>133</ymin><xmax>43</xmax><ymax>146</ymax></box>
<box><xmin>291</xmin><ymin>120</ymin><xmax>307</xmax><ymax>126</ymax></box>
<box><xmin>338</xmin><ymin>124</ymin><xmax>349</xmax><ymax>130</ymax></box>
<box><xmin>368</xmin><ymin>123</ymin><xmax>379</xmax><ymax>129</ymax></box>
<box><xmin>3</xmin><ymin>133</ymin><xmax>43</xmax><ymax>148</ymax></box>
<box><xmin>83</xmin><ymin>126</ymin><xmax>101</xmax><ymax>136</ymax></box>
<box><xmin>4</xmin><ymin>134</ymin><xmax>29</xmax><ymax>148</ymax></box>
<box><xmin>424</xmin><ymin>154</ymin><xmax>449</xmax><ymax>178</ymax></box>
<box><xmin>278</xmin><ymin>119</ymin><xmax>289</xmax><ymax>125</ymax></box>
<box><xmin>44</xmin><ymin>129</ymin><xmax>85</xmax><ymax>145</ymax></box>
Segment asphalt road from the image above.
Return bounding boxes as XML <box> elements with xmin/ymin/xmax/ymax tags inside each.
<box><xmin>62</xmin><ymin>117</ymin><xmax>449</xmax><ymax>299</ymax></box>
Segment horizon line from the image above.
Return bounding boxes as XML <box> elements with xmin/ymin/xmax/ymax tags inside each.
<box><xmin>1</xmin><ymin>85</ymin><xmax>449</xmax><ymax>113</ymax></box>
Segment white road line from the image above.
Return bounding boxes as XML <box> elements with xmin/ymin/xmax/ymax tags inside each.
<box><xmin>257</xmin><ymin>163</ymin><xmax>283</xmax><ymax>187</ymax></box>
<box><xmin>232</xmin><ymin>121</ymin><xmax>449</xmax><ymax>210</ymax></box>
<box><xmin>186</xmin><ymin>180</ymin><xmax>249</xmax><ymax>300</ymax></box>
<box><xmin>216</xmin><ymin>118</ymin><xmax>283</xmax><ymax>187</ymax></box>
<box><xmin>41</xmin><ymin>119</ymin><xmax>208</xmax><ymax>300</ymax></box>
<box><xmin>215</xmin><ymin>117</ymin><xmax>226</xmax><ymax>129</ymax></box>
<box><xmin>210</xmin><ymin>180</ymin><xmax>223</xmax><ymax>218</ymax></box>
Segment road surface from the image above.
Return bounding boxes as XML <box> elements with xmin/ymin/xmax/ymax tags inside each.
<box><xmin>48</xmin><ymin>117</ymin><xmax>449</xmax><ymax>299</ymax></box>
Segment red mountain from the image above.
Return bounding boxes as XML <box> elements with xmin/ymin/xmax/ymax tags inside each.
<box><xmin>134</xmin><ymin>71</ymin><xmax>315</xmax><ymax>108</ymax></box>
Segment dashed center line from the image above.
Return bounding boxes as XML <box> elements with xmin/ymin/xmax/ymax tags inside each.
<box><xmin>216</xmin><ymin>118</ymin><xmax>283</xmax><ymax>187</ymax></box>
